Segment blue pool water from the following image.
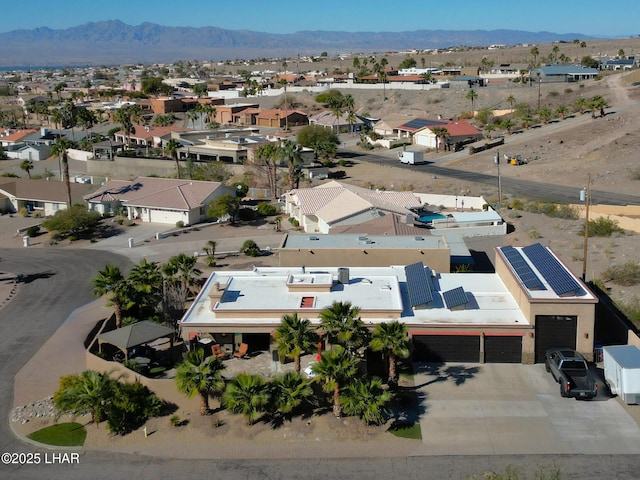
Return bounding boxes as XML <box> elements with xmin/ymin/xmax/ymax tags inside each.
<box><xmin>417</xmin><ymin>213</ymin><xmax>446</xmax><ymax>222</ymax></box>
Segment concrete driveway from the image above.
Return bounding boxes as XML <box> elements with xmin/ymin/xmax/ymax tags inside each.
<box><xmin>412</xmin><ymin>362</ymin><xmax>640</xmax><ymax>456</ymax></box>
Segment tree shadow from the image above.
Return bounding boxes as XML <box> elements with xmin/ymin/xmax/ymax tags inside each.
<box><xmin>413</xmin><ymin>362</ymin><xmax>481</xmax><ymax>388</ymax></box>
<box><xmin>15</xmin><ymin>270</ymin><xmax>56</xmax><ymax>283</ymax></box>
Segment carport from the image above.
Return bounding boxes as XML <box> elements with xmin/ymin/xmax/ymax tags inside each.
<box><xmin>97</xmin><ymin>321</ymin><xmax>174</xmax><ymax>360</ymax></box>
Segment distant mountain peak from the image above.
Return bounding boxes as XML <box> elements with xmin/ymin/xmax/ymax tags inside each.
<box><xmin>0</xmin><ymin>20</ymin><xmax>592</xmax><ymax>67</ymax></box>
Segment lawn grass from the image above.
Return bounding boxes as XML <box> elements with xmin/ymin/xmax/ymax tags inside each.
<box><xmin>389</xmin><ymin>421</ymin><xmax>422</xmax><ymax>440</ymax></box>
<box><xmin>27</xmin><ymin>422</ymin><xmax>87</xmax><ymax>447</ymax></box>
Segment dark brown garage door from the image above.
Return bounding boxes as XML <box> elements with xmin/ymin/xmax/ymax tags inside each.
<box><xmin>534</xmin><ymin>315</ymin><xmax>577</xmax><ymax>363</ymax></box>
<box><xmin>485</xmin><ymin>336</ymin><xmax>522</xmax><ymax>363</ymax></box>
<box><xmin>413</xmin><ymin>335</ymin><xmax>480</xmax><ymax>362</ymax></box>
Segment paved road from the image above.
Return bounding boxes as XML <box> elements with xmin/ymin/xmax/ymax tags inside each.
<box><xmin>348</xmin><ymin>151</ymin><xmax>640</xmax><ymax>206</ymax></box>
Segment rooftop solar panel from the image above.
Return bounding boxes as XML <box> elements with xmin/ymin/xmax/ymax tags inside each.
<box><xmin>401</xmin><ymin>118</ymin><xmax>446</xmax><ymax>130</ymax></box>
<box><xmin>500</xmin><ymin>246</ymin><xmax>546</xmax><ymax>291</ymax></box>
<box><xmin>404</xmin><ymin>262</ymin><xmax>433</xmax><ymax>307</ymax></box>
<box><xmin>522</xmin><ymin>243</ymin><xmax>584</xmax><ymax>296</ymax></box>
<box><xmin>443</xmin><ymin>286</ymin><xmax>469</xmax><ymax>309</ymax></box>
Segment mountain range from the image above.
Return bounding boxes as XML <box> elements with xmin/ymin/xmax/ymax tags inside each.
<box><xmin>0</xmin><ymin>20</ymin><xmax>592</xmax><ymax>67</ymax></box>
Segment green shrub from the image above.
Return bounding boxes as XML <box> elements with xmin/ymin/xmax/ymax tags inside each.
<box><xmin>257</xmin><ymin>203</ymin><xmax>277</xmax><ymax>216</ymax></box>
<box><xmin>579</xmin><ymin>217</ymin><xmax>623</xmax><ymax>237</ymax></box>
<box><xmin>170</xmin><ymin>414</ymin><xmax>182</xmax><ymax>427</ymax></box>
<box><xmin>602</xmin><ymin>261</ymin><xmax>640</xmax><ymax>286</ymax></box>
<box><xmin>524</xmin><ymin>201</ymin><xmax>579</xmax><ymax>219</ymax></box>
<box><xmin>509</xmin><ymin>199</ymin><xmax>524</xmax><ymax>210</ymax></box>
<box><xmin>26</xmin><ymin>225</ymin><xmax>40</xmax><ymax>237</ymax></box>
<box><xmin>237</xmin><ymin>208</ymin><xmax>257</xmax><ymax>221</ymax></box>
<box><xmin>240</xmin><ymin>239</ymin><xmax>261</xmax><ymax>257</ymax></box>
<box><xmin>618</xmin><ymin>296</ymin><xmax>640</xmax><ymax>328</ymax></box>
<box><xmin>176</xmin><ymin>220</ymin><xmax>185</xmax><ymax>228</ymax></box>
<box><xmin>288</xmin><ymin>217</ymin><xmax>299</xmax><ymax>227</ymax></box>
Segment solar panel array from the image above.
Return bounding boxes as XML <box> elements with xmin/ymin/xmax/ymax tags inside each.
<box><xmin>500</xmin><ymin>245</ymin><xmax>546</xmax><ymax>291</ymax></box>
<box><xmin>401</xmin><ymin>118</ymin><xmax>445</xmax><ymax>130</ymax></box>
<box><xmin>522</xmin><ymin>243</ymin><xmax>584</xmax><ymax>296</ymax></box>
<box><xmin>404</xmin><ymin>262</ymin><xmax>433</xmax><ymax>307</ymax></box>
<box><xmin>443</xmin><ymin>286</ymin><xmax>469</xmax><ymax>309</ymax></box>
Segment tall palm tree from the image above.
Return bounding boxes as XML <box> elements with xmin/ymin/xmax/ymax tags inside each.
<box><xmin>223</xmin><ymin>373</ymin><xmax>270</xmax><ymax>425</ymax></box>
<box><xmin>530</xmin><ymin>46</ymin><xmax>539</xmax><ymax>68</ymax></box>
<box><xmin>311</xmin><ymin>346</ymin><xmax>359</xmax><ymax>418</ymax></box>
<box><xmin>274</xmin><ymin>313</ymin><xmax>317</xmax><ymax>374</ymax></box>
<box><xmin>319</xmin><ymin>301</ymin><xmax>369</xmax><ymax>352</ymax></box>
<box><xmin>114</xmin><ymin>107</ymin><xmax>134</xmax><ymax>148</ymax></box>
<box><xmin>344</xmin><ymin>94</ymin><xmax>356</xmax><ymax>135</ymax></box>
<box><xmin>341</xmin><ymin>378</ymin><xmax>392</xmax><ymax>425</ymax></box>
<box><xmin>175</xmin><ymin>349</ymin><xmax>225</xmax><ymax>416</ymax></box>
<box><xmin>164</xmin><ymin>139</ymin><xmax>181</xmax><ymax>179</ymax></box>
<box><xmin>370</xmin><ymin>321</ymin><xmax>410</xmax><ymax>386</ymax></box>
<box><xmin>127</xmin><ymin>258</ymin><xmax>163</xmax><ymax>320</ymax></box>
<box><xmin>163</xmin><ymin>253</ymin><xmax>202</xmax><ymax>292</ymax></box>
<box><xmin>278</xmin><ymin>139</ymin><xmax>303</xmax><ymax>191</ymax></box>
<box><xmin>552</xmin><ymin>45</ymin><xmax>560</xmax><ymax>63</ymax></box>
<box><xmin>255</xmin><ymin>142</ymin><xmax>279</xmax><ymax>198</ymax></box>
<box><xmin>589</xmin><ymin>95</ymin><xmax>608</xmax><ymax>118</ymax></box>
<box><xmin>20</xmin><ymin>159</ymin><xmax>34</xmax><ymax>178</ymax></box>
<box><xmin>92</xmin><ymin>264</ymin><xmax>131</xmax><ymax>329</ymax></box>
<box><xmin>269</xmin><ymin>372</ymin><xmax>312</xmax><ymax>421</ymax></box>
<box><xmin>466</xmin><ymin>89</ymin><xmax>478</xmax><ymax>116</ymax></box>
<box><xmin>51</xmin><ymin>137</ymin><xmax>74</xmax><ymax>207</ymax></box>
<box><xmin>53</xmin><ymin>370</ymin><xmax>116</xmax><ymax>426</ymax></box>
<box><xmin>506</xmin><ymin>94</ymin><xmax>516</xmax><ymax>112</ymax></box>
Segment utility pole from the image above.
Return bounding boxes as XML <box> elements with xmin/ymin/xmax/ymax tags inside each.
<box><xmin>494</xmin><ymin>149</ymin><xmax>502</xmax><ymax>208</ymax></box>
<box><xmin>580</xmin><ymin>173</ymin><xmax>591</xmax><ymax>281</ymax></box>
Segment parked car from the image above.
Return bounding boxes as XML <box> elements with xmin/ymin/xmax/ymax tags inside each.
<box><xmin>545</xmin><ymin>348</ymin><xmax>598</xmax><ymax>399</ymax></box>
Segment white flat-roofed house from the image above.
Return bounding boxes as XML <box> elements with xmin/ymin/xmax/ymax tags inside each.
<box><xmin>181</xmin><ymin>243</ymin><xmax>597</xmax><ymax>364</ymax></box>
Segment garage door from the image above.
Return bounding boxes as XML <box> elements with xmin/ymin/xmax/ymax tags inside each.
<box><xmin>485</xmin><ymin>336</ymin><xmax>522</xmax><ymax>363</ymax></box>
<box><xmin>413</xmin><ymin>335</ymin><xmax>480</xmax><ymax>362</ymax></box>
<box><xmin>534</xmin><ymin>315</ymin><xmax>577</xmax><ymax>363</ymax></box>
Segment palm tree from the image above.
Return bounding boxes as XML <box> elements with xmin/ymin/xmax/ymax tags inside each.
<box><xmin>269</xmin><ymin>372</ymin><xmax>312</xmax><ymax>421</ymax></box>
<box><xmin>484</xmin><ymin>123</ymin><xmax>496</xmax><ymax>139</ymax></box>
<box><xmin>589</xmin><ymin>95</ymin><xmax>608</xmax><ymax>118</ymax></box>
<box><xmin>552</xmin><ymin>45</ymin><xmax>560</xmax><ymax>63</ymax></box>
<box><xmin>537</xmin><ymin>107</ymin><xmax>553</xmax><ymax>124</ymax></box>
<box><xmin>500</xmin><ymin>118</ymin><xmax>515</xmax><ymax>134</ymax></box>
<box><xmin>274</xmin><ymin>313</ymin><xmax>317</xmax><ymax>374</ymax></box>
<box><xmin>20</xmin><ymin>159</ymin><xmax>34</xmax><ymax>178</ymax></box>
<box><xmin>255</xmin><ymin>142</ymin><xmax>279</xmax><ymax>198</ymax></box>
<box><xmin>466</xmin><ymin>89</ymin><xmax>478</xmax><ymax>116</ymax></box>
<box><xmin>53</xmin><ymin>370</ymin><xmax>115</xmax><ymax>426</ymax></box>
<box><xmin>311</xmin><ymin>345</ymin><xmax>359</xmax><ymax>418</ymax></box>
<box><xmin>530</xmin><ymin>46</ymin><xmax>539</xmax><ymax>68</ymax></box>
<box><xmin>93</xmin><ymin>264</ymin><xmax>132</xmax><ymax>329</ymax></box>
<box><xmin>127</xmin><ymin>258</ymin><xmax>163</xmax><ymax>320</ymax></box>
<box><xmin>555</xmin><ymin>104</ymin><xmax>569</xmax><ymax>120</ymax></box>
<box><xmin>341</xmin><ymin>378</ymin><xmax>392</xmax><ymax>425</ymax></box>
<box><xmin>319</xmin><ymin>301</ymin><xmax>369</xmax><ymax>352</ymax></box>
<box><xmin>506</xmin><ymin>94</ymin><xmax>516</xmax><ymax>112</ymax></box>
<box><xmin>574</xmin><ymin>97</ymin><xmax>588</xmax><ymax>115</ymax></box>
<box><xmin>175</xmin><ymin>349</ymin><xmax>225</xmax><ymax>416</ymax></box>
<box><xmin>370</xmin><ymin>321</ymin><xmax>410</xmax><ymax>386</ymax></box>
<box><xmin>344</xmin><ymin>94</ymin><xmax>356</xmax><ymax>135</ymax></box>
<box><xmin>164</xmin><ymin>139</ymin><xmax>181</xmax><ymax>179</ymax></box>
<box><xmin>278</xmin><ymin>139</ymin><xmax>303</xmax><ymax>191</ymax></box>
<box><xmin>51</xmin><ymin>137</ymin><xmax>73</xmax><ymax>207</ymax></box>
<box><xmin>114</xmin><ymin>107</ymin><xmax>134</xmax><ymax>148</ymax></box>
<box><xmin>431</xmin><ymin>126</ymin><xmax>450</xmax><ymax>153</ymax></box>
<box><xmin>223</xmin><ymin>373</ymin><xmax>270</xmax><ymax>425</ymax></box>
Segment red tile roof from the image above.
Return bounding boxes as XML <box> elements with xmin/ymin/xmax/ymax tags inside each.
<box><xmin>1</xmin><ymin>129</ymin><xmax>37</xmax><ymax>143</ymax></box>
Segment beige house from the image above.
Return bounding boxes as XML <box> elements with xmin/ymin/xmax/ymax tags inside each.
<box><xmin>0</xmin><ymin>178</ymin><xmax>93</xmax><ymax>216</ymax></box>
<box><xmin>282</xmin><ymin>181</ymin><xmax>422</xmax><ymax>233</ymax></box>
<box><xmin>84</xmin><ymin>176</ymin><xmax>235</xmax><ymax>225</ymax></box>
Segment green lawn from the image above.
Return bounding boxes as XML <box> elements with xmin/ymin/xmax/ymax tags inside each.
<box><xmin>389</xmin><ymin>421</ymin><xmax>422</xmax><ymax>440</ymax></box>
<box><xmin>27</xmin><ymin>422</ymin><xmax>87</xmax><ymax>447</ymax></box>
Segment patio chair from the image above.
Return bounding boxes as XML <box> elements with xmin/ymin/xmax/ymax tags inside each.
<box><xmin>233</xmin><ymin>343</ymin><xmax>249</xmax><ymax>359</ymax></box>
<box><xmin>211</xmin><ymin>344</ymin><xmax>227</xmax><ymax>359</ymax></box>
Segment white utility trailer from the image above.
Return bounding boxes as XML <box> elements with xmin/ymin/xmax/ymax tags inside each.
<box><xmin>603</xmin><ymin>345</ymin><xmax>640</xmax><ymax>404</ymax></box>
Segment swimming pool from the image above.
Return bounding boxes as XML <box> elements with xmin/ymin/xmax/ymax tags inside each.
<box><xmin>417</xmin><ymin>213</ymin><xmax>446</xmax><ymax>223</ymax></box>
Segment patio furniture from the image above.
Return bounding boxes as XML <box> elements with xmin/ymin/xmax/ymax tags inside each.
<box><xmin>234</xmin><ymin>343</ymin><xmax>249</xmax><ymax>359</ymax></box>
<box><xmin>211</xmin><ymin>344</ymin><xmax>227</xmax><ymax>359</ymax></box>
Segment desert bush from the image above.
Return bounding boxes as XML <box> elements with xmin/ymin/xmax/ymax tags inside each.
<box><xmin>528</xmin><ymin>228</ymin><xmax>541</xmax><ymax>239</ymax></box>
<box><xmin>602</xmin><ymin>261</ymin><xmax>640</xmax><ymax>286</ymax></box>
<box><xmin>257</xmin><ymin>203</ymin><xmax>277</xmax><ymax>217</ymax></box>
<box><xmin>579</xmin><ymin>217</ymin><xmax>623</xmax><ymax>237</ymax></box>
<box><xmin>240</xmin><ymin>239</ymin><xmax>261</xmax><ymax>257</ymax></box>
<box><xmin>176</xmin><ymin>220</ymin><xmax>185</xmax><ymax>228</ymax></box>
<box><xmin>42</xmin><ymin>206</ymin><xmax>101</xmax><ymax>237</ymax></box>
<box><xmin>288</xmin><ymin>217</ymin><xmax>299</xmax><ymax>227</ymax></box>
<box><xmin>26</xmin><ymin>225</ymin><xmax>40</xmax><ymax>237</ymax></box>
<box><xmin>524</xmin><ymin>201</ymin><xmax>579</xmax><ymax>219</ymax></box>
<box><xmin>509</xmin><ymin>199</ymin><xmax>525</xmax><ymax>210</ymax></box>
<box><xmin>617</xmin><ymin>296</ymin><xmax>640</xmax><ymax>328</ymax></box>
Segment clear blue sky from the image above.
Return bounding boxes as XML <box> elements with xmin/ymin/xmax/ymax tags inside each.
<box><xmin>0</xmin><ymin>0</ymin><xmax>637</xmax><ymax>37</ymax></box>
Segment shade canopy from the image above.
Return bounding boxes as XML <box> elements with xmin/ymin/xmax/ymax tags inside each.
<box><xmin>98</xmin><ymin>321</ymin><xmax>174</xmax><ymax>351</ymax></box>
